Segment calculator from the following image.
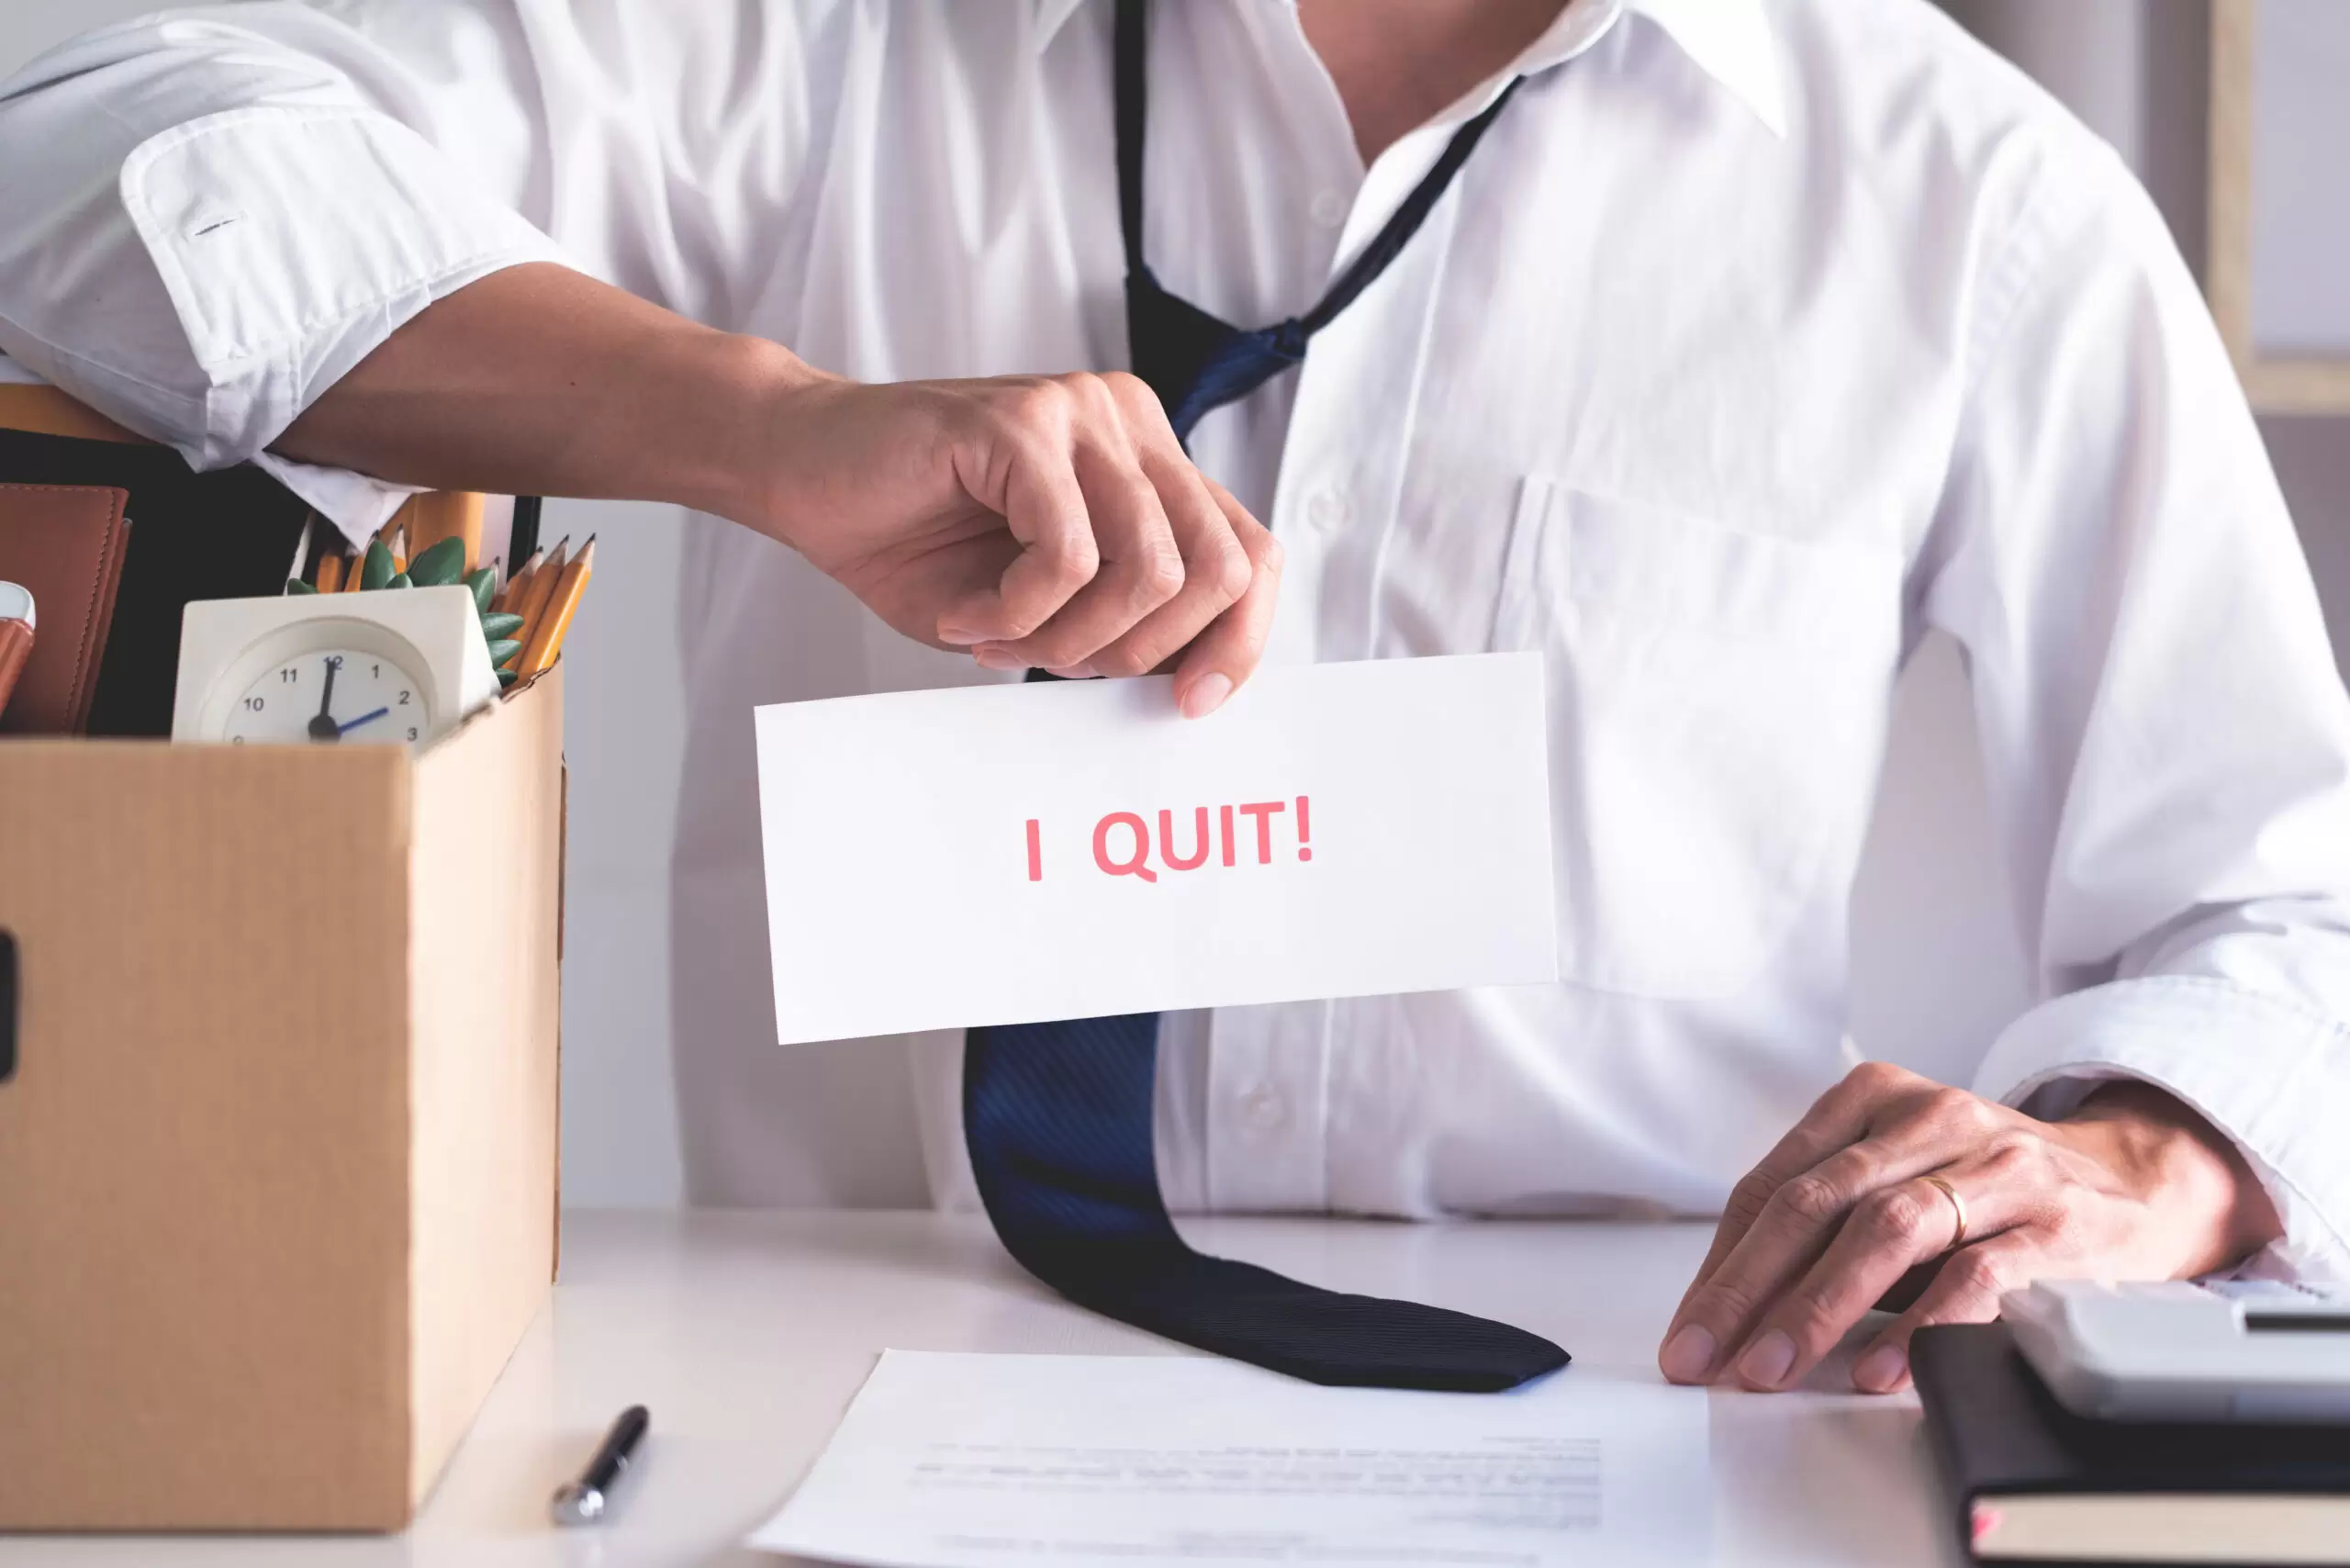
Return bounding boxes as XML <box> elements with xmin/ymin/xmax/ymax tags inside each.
<box><xmin>2003</xmin><ymin>1277</ymin><xmax>2350</xmax><ymax>1423</ymax></box>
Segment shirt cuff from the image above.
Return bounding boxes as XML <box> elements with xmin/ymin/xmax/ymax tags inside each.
<box><xmin>252</xmin><ymin>452</ymin><xmax>420</xmax><ymax>551</ymax></box>
<box><xmin>118</xmin><ymin>103</ymin><xmax>571</xmax><ymax>480</ymax></box>
<box><xmin>1973</xmin><ymin>974</ymin><xmax>2350</xmax><ymax>1282</ymax></box>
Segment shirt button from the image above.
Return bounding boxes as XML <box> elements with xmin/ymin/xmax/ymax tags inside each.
<box><xmin>1310</xmin><ymin>189</ymin><xmax>1349</xmax><ymax>228</ymax></box>
<box><xmin>1241</xmin><ymin>1087</ymin><xmax>1288</xmax><ymax>1131</ymax></box>
<box><xmin>1305</xmin><ymin>491</ymin><xmax>1348</xmax><ymax>532</ymax></box>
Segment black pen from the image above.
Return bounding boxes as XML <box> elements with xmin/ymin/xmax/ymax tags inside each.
<box><xmin>551</xmin><ymin>1405</ymin><xmax>650</xmax><ymax>1526</ymax></box>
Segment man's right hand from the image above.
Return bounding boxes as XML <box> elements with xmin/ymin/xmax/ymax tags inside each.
<box><xmin>742</xmin><ymin>365</ymin><xmax>1281</xmax><ymax>718</ymax></box>
<box><xmin>277</xmin><ymin>264</ymin><xmax>1280</xmax><ymax>718</ymax></box>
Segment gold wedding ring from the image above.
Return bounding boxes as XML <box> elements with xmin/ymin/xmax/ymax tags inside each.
<box><xmin>1922</xmin><ymin>1173</ymin><xmax>1969</xmax><ymax>1249</ymax></box>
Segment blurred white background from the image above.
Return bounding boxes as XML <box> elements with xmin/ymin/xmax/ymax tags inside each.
<box><xmin>6</xmin><ymin>0</ymin><xmax>2345</xmax><ymax>1208</ymax></box>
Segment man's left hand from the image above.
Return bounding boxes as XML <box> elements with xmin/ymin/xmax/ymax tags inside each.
<box><xmin>1657</xmin><ymin>1063</ymin><xmax>2282</xmax><ymax>1395</ymax></box>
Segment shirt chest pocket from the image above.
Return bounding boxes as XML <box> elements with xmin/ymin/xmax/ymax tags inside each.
<box><xmin>1493</xmin><ymin>479</ymin><xmax>1904</xmax><ymax>999</ymax></box>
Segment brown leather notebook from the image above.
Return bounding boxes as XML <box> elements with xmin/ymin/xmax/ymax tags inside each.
<box><xmin>0</xmin><ymin>484</ymin><xmax>131</xmax><ymax>734</ymax></box>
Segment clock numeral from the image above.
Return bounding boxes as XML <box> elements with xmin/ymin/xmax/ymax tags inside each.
<box><xmin>229</xmin><ymin>735</ymin><xmax>245</xmax><ymax>745</ymax></box>
<box><xmin>371</xmin><ymin>663</ymin><xmax>381</xmax><ymax>678</ymax></box>
<box><xmin>242</xmin><ymin>696</ymin><xmax>265</xmax><ymax>711</ymax></box>
<box><xmin>280</xmin><ymin>666</ymin><xmax>299</xmax><ymax>684</ymax></box>
<box><xmin>397</xmin><ymin>690</ymin><xmax>412</xmax><ymax>706</ymax></box>
<box><xmin>407</xmin><ymin>727</ymin><xmax>420</xmax><ymax>742</ymax></box>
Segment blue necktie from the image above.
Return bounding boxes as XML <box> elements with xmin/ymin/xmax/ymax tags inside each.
<box><xmin>960</xmin><ymin>0</ymin><xmax>1567</xmax><ymax>1392</ymax></box>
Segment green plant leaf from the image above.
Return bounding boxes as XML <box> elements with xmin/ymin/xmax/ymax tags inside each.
<box><xmin>285</xmin><ymin>577</ymin><xmax>318</xmax><ymax>595</ymax></box>
<box><xmin>481</xmin><ymin>612</ymin><xmax>525</xmax><ymax>640</ymax></box>
<box><xmin>465</xmin><ymin>566</ymin><xmax>497</xmax><ymax>616</ymax></box>
<box><xmin>407</xmin><ymin>536</ymin><xmax>467</xmax><ymax>588</ymax></box>
<box><xmin>487</xmin><ymin>638</ymin><xmax>523</xmax><ymax>666</ymax></box>
<box><xmin>386</xmin><ymin>572</ymin><xmax>413</xmax><ymax>589</ymax></box>
<box><xmin>360</xmin><ymin>539</ymin><xmax>395</xmax><ymax>590</ymax></box>
<box><xmin>497</xmin><ymin>667</ymin><xmax>519</xmax><ymax>688</ymax></box>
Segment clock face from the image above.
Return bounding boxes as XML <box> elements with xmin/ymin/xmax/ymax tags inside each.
<box><xmin>174</xmin><ymin>590</ymin><xmax>492</xmax><ymax>751</ymax></box>
<box><xmin>222</xmin><ymin>649</ymin><xmax>433</xmax><ymax>747</ymax></box>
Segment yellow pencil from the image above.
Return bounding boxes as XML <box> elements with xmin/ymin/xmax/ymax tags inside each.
<box><xmin>509</xmin><ymin>536</ymin><xmax>569</xmax><ymax>644</ymax></box>
<box><xmin>389</xmin><ymin>523</ymin><xmax>408</xmax><ymax>577</ymax></box>
<box><xmin>518</xmin><ymin>536</ymin><xmax>595</xmax><ymax>679</ymax></box>
<box><xmin>316</xmin><ymin>554</ymin><xmax>344</xmax><ymax>593</ymax></box>
<box><xmin>492</xmin><ymin>548</ymin><xmax>543</xmax><ymax>614</ymax></box>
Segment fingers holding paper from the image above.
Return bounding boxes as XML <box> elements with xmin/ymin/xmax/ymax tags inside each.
<box><xmin>762</xmin><ymin>369</ymin><xmax>1270</xmax><ymax>719</ymax></box>
<box><xmin>1167</xmin><ymin>480</ymin><xmax>1281</xmax><ymax>720</ymax></box>
<box><xmin>977</xmin><ymin>373</ymin><xmax>1256</xmax><ymax>687</ymax></box>
<box><xmin>1656</xmin><ymin>1064</ymin><xmax>2276</xmax><ymax>1397</ymax></box>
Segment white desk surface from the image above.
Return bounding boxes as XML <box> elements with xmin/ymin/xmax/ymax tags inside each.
<box><xmin>0</xmin><ymin>1210</ymin><xmax>1962</xmax><ymax>1568</ymax></box>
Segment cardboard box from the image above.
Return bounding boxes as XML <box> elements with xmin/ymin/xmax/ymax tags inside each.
<box><xmin>0</xmin><ymin>667</ymin><xmax>564</xmax><ymax>1531</ymax></box>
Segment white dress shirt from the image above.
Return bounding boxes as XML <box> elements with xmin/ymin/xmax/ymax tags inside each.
<box><xmin>5</xmin><ymin>0</ymin><xmax>2348</xmax><ymax>1279</ymax></box>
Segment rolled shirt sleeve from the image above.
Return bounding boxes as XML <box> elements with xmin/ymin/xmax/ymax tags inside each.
<box><xmin>1922</xmin><ymin>143</ymin><xmax>2350</xmax><ymax>1280</ymax></box>
<box><xmin>0</xmin><ymin>0</ymin><xmax>828</xmax><ymax>541</ymax></box>
<box><xmin>0</xmin><ymin>7</ymin><xmax>565</xmax><ymax>537</ymax></box>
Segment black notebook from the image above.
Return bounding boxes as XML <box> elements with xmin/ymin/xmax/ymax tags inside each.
<box><xmin>1913</xmin><ymin>1321</ymin><xmax>2350</xmax><ymax>1564</ymax></box>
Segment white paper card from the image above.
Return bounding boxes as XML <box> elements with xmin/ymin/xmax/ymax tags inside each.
<box><xmin>754</xmin><ymin>653</ymin><xmax>1557</xmax><ymax>1044</ymax></box>
<box><xmin>748</xmin><ymin>1350</ymin><xmax>1712</xmax><ymax>1568</ymax></box>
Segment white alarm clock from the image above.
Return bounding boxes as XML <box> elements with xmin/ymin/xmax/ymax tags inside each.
<box><xmin>172</xmin><ymin>586</ymin><xmax>498</xmax><ymax>749</ymax></box>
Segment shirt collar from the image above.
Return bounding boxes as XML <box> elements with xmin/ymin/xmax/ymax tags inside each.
<box><xmin>1626</xmin><ymin>0</ymin><xmax>1785</xmax><ymax>137</ymax></box>
<box><xmin>1030</xmin><ymin>0</ymin><xmax>1786</xmax><ymax>139</ymax></box>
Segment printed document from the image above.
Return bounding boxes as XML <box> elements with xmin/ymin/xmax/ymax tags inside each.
<box><xmin>748</xmin><ymin>1351</ymin><xmax>1709</xmax><ymax>1567</ymax></box>
<box><xmin>753</xmin><ymin>653</ymin><xmax>1558</xmax><ymax>1044</ymax></box>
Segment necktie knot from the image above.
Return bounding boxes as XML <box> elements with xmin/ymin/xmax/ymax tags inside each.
<box><xmin>1113</xmin><ymin>0</ymin><xmax>1524</xmax><ymax>443</ymax></box>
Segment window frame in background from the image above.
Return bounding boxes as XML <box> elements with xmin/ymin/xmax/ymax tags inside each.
<box><xmin>2208</xmin><ymin>0</ymin><xmax>2350</xmax><ymax>413</ymax></box>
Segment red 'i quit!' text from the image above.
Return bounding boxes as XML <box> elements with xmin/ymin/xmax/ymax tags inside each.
<box><xmin>1025</xmin><ymin>796</ymin><xmax>1314</xmax><ymax>883</ymax></box>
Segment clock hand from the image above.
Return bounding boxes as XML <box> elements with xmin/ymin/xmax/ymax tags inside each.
<box><xmin>336</xmin><ymin>705</ymin><xmax>391</xmax><ymax>735</ymax></box>
<box><xmin>308</xmin><ymin>655</ymin><xmax>342</xmax><ymax>742</ymax></box>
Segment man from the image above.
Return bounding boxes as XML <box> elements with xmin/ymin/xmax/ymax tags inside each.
<box><xmin>3</xmin><ymin>0</ymin><xmax>2344</xmax><ymax>1398</ymax></box>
